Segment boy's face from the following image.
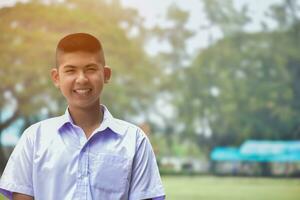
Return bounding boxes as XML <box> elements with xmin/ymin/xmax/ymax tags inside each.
<box><xmin>51</xmin><ymin>51</ymin><xmax>111</xmax><ymax>110</ymax></box>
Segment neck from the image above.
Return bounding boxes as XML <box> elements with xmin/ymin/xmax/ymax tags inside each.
<box><xmin>68</xmin><ymin>104</ymin><xmax>103</xmax><ymax>138</ymax></box>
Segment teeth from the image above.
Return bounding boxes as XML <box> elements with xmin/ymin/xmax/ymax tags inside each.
<box><xmin>74</xmin><ymin>89</ymin><xmax>91</xmax><ymax>94</ymax></box>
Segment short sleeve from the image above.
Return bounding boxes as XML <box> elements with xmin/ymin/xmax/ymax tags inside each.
<box><xmin>128</xmin><ymin>129</ymin><xmax>165</xmax><ymax>200</ymax></box>
<box><xmin>0</xmin><ymin>127</ymin><xmax>35</xmax><ymax>199</ymax></box>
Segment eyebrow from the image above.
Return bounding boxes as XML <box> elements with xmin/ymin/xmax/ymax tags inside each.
<box><xmin>63</xmin><ymin>65</ymin><xmax>76</xmax><ymax>69</ymax></box>
<box><xmin>62</xmin><ymin>63</ymin><xmax>99</xmax><ymax>69</ymax></box>
<box><xmin>85</xmin><ymin>63</ymin><xmax>98</xmax><ymax>67</ymax></box>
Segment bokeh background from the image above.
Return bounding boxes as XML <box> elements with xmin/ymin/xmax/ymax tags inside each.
<box><xmin>0</xmin><ymin>0</ymin><xmax>300</xmax><ymax>199</ymax></box>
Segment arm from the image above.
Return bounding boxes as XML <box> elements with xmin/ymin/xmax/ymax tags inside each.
<box><xmin>13</xmin><ymin>193</ymin><xmax>34</xmax><ymax>200</ymax></box>
<box><xmin>0</xmin><ymin>127</ymin><xmax>35</xmax><ymax>199</ymax></box>
<box><xmin>128</xmin><ymin>129</ymin><xmax>165</xmax><ymax>200</ymax></box>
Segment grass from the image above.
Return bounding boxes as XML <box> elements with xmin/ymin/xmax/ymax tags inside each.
<box><xmin>162</xmin><ymin>175</ymin><xmax>300</xmax><ymax>200</ymax></box>
<box><xmin>0</xmin><ymin>176</ymin><xmax>299</xmax><ymax>199</ymax></box>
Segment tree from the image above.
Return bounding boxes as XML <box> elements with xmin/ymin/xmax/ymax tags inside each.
<box><xmin>148</xmin><ymin>4</ymin><xmax>195</xmax><ymax>155</ymax></box>
<box><xmin>202</xmin><ymin>0</ymin><xmax>250</xmax><ymax>36</ymax></box>
<box><xmin>176</xmin><ymin>0</ymin><xmax>300</xmax><ymax>153</ymax></box>
<box><xmin>0</xmin><ymin>0</ymin><xmax>159</xmax><ymax>171</ymax></box>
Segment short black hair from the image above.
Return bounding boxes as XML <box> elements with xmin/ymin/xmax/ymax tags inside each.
<box><xmin>56</xmin><ymin>33</ymin><xmax>105</xmax><ymax>67</ymax></box>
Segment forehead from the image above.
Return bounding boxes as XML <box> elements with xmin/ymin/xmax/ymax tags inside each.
<box><xmin>57</xmin><ymin>51</ymin><xmax>102</xmax><ymax>68</ymax></box>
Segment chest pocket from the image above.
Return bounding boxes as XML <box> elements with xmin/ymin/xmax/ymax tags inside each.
<box><xmin>89</xmin><ymin>153</ymin><xmax>131</xmax><ymax>196</ymax></box>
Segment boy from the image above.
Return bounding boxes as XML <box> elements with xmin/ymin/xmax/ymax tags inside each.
<box><xmin>0</xmin><ymin>33</ymin><xmax>165</xmax><ymax>200</ymax></box>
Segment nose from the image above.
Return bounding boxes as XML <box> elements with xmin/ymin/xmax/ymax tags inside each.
<box><xmin>75</xmin><ymin>71</ymin><xmax>88</xmax><ymax>84</ymax></box>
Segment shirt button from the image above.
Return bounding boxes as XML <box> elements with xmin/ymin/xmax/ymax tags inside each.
<box><xmin>80</xmin><ymin>137</ymin><xmax>86</xmax><ymax>146</ymax></box>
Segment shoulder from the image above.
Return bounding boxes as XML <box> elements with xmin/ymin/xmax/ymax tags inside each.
<box><xmin>103</xmin><ymin>105</ymin><xmax>146</xmax><ymax>139</ymax></box>
<box><xmin>21</xmin><ymin>115</ymin><xmax>64</xmax><ymax>142</ymax></box>
<box><xmin>112</xmin><ymin>118</ymin><xmax>146</xmax><ymax>137</ymax></box>
<box><xmin>116</xmin><ymin>118</ymin><xmax>153</xmax><ymax>148</ymax></box>
<box><xmin>114</xmin><ymin>118</ymin><xmax>140</xmax><ymax>131</ymax></box>
<box><xmin>25</xmin><ymin>115</ymin><xmax>62</xmax><ymax>132</ymax></box>
<box><xmin>110</xmin><ymin>117</ymin><xmax>150</xmax><ymax>148</ymax></box>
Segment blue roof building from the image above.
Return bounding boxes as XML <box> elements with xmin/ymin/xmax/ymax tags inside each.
<box><xmin>211</xmin><ymin>140</ymin><xmax>300</xmax><ymax>162</ymax></box>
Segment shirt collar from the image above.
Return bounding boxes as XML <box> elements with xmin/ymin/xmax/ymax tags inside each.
<box><xmin>57</xmin><ymin>104</ymin><xmax>127</xmax><ymax>136</ymax></box>
<box><xmin>98</xmin><ymin>105</ymin><xmax>128</xmax><ymax>136</ymax></box>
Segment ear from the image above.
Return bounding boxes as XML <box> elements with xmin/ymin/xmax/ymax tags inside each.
<box><xmin>51</xmin><ymin>67</ymin><xmax>60</xmax><ymax>88</ymax></box>
<box><xmin>103</xmin><ymin>66</ymin><xmax>111</xmax><ymax>83</ymax></box>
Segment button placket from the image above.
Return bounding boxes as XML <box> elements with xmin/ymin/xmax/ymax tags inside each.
<box><xmin>75</xmin><ymin>142</ymin><xmax>90</xmax><ymax>199</ymax></box>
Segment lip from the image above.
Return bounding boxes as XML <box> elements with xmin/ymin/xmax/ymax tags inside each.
<box><xmin>73</xmin><ymin>88</ymin><xmax>92</xmax><ymax>95</ymax></box>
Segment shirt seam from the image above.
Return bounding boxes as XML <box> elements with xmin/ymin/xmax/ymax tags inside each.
<box><xmin>129</xmin><ymin>187</ymin><xmax>165</xmax><ymax>200</ymax></box>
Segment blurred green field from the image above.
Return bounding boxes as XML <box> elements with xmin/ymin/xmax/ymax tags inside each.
<box><xmin>0</xmin><ymin>176</ymin><xmax>299</xmax><ymax>199</ymax></box>
<box><xmin>162</xmin><ymin>176</ymin><xmax>300</xmax><ymax>200</ymax></box>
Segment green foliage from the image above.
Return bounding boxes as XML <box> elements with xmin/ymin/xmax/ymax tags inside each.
<box><xmin>149</xmin><ymin>133</ymin><xmax>204</xmax><ymax>158</ymax></box>
<box><xmin>0</xmin><ymin>0</ymin><xmax>158</xmax><ymax>133</ymax></box>
<box><xmin>202</xmin><ymin>0</ymin><xmax>250</xmax><ymax>36</ymax></box>
<box><xmin>190</xmin><ymin>32</ymin><xmax>297</xmax><ymax>143</ymax></box>
<box><xmin>2</xmin><ymin>0</ymin><xmax>300</xmax><ymax>166</ymax></box>
<box><xmin>148</xmin><ymin>4</ymin><xmax>197</xmax><ymax>155</ymax></box>
<box><xmin>176</xmin><ymin>0</ymin><xmax>300</xmax><ymax>150</ymax></box>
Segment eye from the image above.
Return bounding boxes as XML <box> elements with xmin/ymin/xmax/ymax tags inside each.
<box><xmin>65</xmin><ymin>69</ymin><xmax>75</xmax><ymax>73</ymax></box>
<box><xmin>87</xmin><ymin>67</ymin><xmax>97</xmax><ymax>71</ymax></box>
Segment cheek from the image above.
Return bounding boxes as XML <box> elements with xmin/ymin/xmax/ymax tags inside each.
<box><xmin>91</xmin><ymin>74</ymin><xmax>104</xmax><ymax>84</ymax></box>
<box><xmin>59</xmin><ymin>78</ymin><xmax>73</xmax><ymax>91</ymax></box>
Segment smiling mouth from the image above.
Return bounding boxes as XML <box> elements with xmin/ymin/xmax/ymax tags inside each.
<box><xmin>73</xmin><ymin>89</ymin><xmax>92</xmax><ymax>95</ymax></box>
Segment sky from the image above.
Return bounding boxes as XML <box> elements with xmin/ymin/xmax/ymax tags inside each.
<box><xmin>0</xmin><ymin>0</ymin><xmax>282</xmax><ymax>146</ymax></box>
<box><xmin>119</xmin><ymin>0</ymin><xmax>281</xmax><ymax>55</ymax></box>
<box><xmin>0</xmin><ymin>0</ymin><xmax>282</xmax><ymax>54</ymax></box>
